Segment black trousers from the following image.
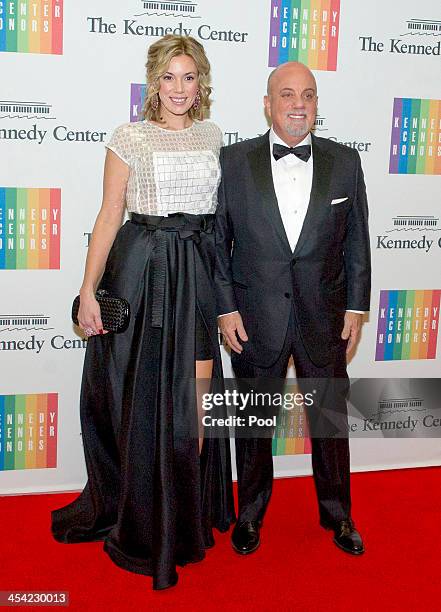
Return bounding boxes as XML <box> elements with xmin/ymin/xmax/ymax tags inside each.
<box><xmin>231</xmin><ymin>307</ymin><xmax>351</xmax><ymax>527</ymax></box>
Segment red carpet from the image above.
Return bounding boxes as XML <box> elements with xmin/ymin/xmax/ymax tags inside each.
<box><xmin>1</xmin><ymin>468</ymin><xmax>441</xmax><ymax>611</ymax></box>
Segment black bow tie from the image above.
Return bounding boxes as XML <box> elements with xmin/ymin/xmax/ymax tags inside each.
<box><xmin>273</xmin><ymin>143</ymin><xmax>311</xmax><ymax>162</ymax></box>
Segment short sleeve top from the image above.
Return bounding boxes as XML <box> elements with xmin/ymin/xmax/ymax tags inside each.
<box><xmin>105</xmin><ymin>120</ymin><xmax>223</xmax><ymax>216</ymax></box>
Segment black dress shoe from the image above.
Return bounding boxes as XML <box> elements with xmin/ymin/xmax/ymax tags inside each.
<box><xmin>321</xmin><ymin>518</ymin><xmax>365</xmax><ymax>555</ymax></box>
<box><xmin>231</xmin><ymin>521</ymin><xmax>260</xmax><ymax>555</ymax></box>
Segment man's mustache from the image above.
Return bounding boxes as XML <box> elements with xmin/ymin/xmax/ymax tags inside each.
<box><xmin>285</xmin><ymin>110</ymin><xmax>307</xmax><ymax>117</ymax></box>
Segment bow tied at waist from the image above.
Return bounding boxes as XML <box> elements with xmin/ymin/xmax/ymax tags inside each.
<box><xmin>130</xmin><ymin>212</ymin><xmax>215</xmax><ymax>328</ymax></box>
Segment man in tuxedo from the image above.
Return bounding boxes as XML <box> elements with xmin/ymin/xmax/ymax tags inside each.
<box><xmin>215</xmin><ymin>62</ymin><xmax>371</xmax><ymax>556</ymax></box>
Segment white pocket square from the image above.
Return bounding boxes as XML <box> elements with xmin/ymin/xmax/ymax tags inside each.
<box><xmin>331</xmin><ymin>197</ymin><xmax>349</xmax><ymax>205</ymax></box>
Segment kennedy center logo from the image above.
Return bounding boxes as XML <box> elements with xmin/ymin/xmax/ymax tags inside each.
<box><xmin>0</xmin><ymin>100</ymin><xmax>55</xmax><ymax>120</ymax></box>
<box><xmin>389</xmin><ymin>98</ymin><xmax>441</xmax><ymax>175</ymax></box>
<box><xmin>272</xmin><ymin>384</ymin><xmax>311</xmax><ymax>456</ymax></box>
<box><xmin>376</xmin><ymin>290</ymin><xmax>441</xmax><ymax>361</ymax></box>
<box><xmin>0</xmin><ymin>0</ymin><xmax>63</xmax><ymax>54</ymax></box>
<box><xmin>130</xmin><ymin>83</ymin><xmax>147</xmax><ymax>122</ymax></box>
<box><xmin>268</xmin><ymin>0</ymin><xmax>340</xmax><ymax>70</ymax></box>
<box><xmin>0</xmin><ymin>187</ymin><xmax>61</xmax><ymax>270</ymax></box>
<box><xmin>403</xmin><ymin>19</ymin><xmax>441</xmax><ymax>37</ymax></box>
<box><xmin>137</xmin><ymin>1</ymin><xmax>200</xmax><ymax>18</ymax></box>
<box><xmin>0</xmin><ymin>394</ymin><xmax>58</xmax><ymax>470</ymax></box>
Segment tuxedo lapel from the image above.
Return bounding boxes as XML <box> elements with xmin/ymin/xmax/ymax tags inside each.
<box><xmin>247</xmin><ymin>132</ymin><xmax>292</xmax><ymax>256</ymax></box>
<box><xmin>293</xmin><ymin>134</ymin><xmax>335</xmax><ymax>258</ymax></box>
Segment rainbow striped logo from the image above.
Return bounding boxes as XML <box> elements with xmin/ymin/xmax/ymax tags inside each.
<box><xmin>0</xmin><ymin>188</ymin><xmax>61</xmax><ymax>270</ymax></box>
<box><xmin>389</xmin><ymin>98</ymin><xmax>441</xmax><ymax>175</ymax></box>
<box><xmin>0</xmin><ymin>394</ymin><xmax>58</xmax><ymax>470</ymax></box>
<box><xmin>268</xmin><ymin>0</ymin><xmax>341</xmax><ymax>70</ymax></box>
<box><xmin>376</xmin><ymin>290</ymin><xmax>441</xmax><ymax>361</ymax></box>
<box><xmin>130</xmin><ymin>83</ymin><xmax>146</xmax><ymax>122</ymax></box>
<box><xmin>0</xmin><ymin>0</ymin><xmax>63</xmax><ymax>54</ymax></box>
<box><xmin>272</xmin><ymin>385</ymin><xmax>311</xmax><ymax>455</ymax></box>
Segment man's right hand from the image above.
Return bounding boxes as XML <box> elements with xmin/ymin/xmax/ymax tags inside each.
<box><xmin>218</xmin><ymin>312</ymin><xmax>248</xmax><ymax>354</ymax></box>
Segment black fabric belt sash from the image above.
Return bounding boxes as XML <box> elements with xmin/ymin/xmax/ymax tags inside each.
<box><xmin>129</xmin><ymin>212</ymin><xmax>215</xmax><ymax>328</ymax></box>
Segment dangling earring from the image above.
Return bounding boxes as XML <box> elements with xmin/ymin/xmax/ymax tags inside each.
<box><xmin>152</xmin><ymin>93</ymin><xmax>159</xmax><ymax>111</ymax></box>
<box><xmin>193</xmin><ymin>90</ymin><xmax>201</xmax><ymax>111</ymax></box>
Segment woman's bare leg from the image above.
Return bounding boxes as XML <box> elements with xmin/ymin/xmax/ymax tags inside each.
<box><xmin>195</xmin><ymin>359</ymin><xmax>213</xmax><ymax>454</ymax></box>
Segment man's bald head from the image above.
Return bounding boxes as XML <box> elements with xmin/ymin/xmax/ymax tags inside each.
<box><xmin>267</xmin><ymin>62</ymin><xmax>317</xmax><ymax>96</ymax></box>
<box><xmin>264</xmin><ymin>61</ymin><xmax>318</xmax><ymax>147</ymax></box>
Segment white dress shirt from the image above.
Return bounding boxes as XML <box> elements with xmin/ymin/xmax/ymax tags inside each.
<box><xmin>270</xmin><ymin>128</ymin><xmax>313</xmax><ymax>252</ymax></box>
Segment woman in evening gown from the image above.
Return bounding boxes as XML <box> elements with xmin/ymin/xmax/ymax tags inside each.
<box><xmin>51</xmin><ymin>35</ymin><xmax>235</xmax><ymax>590</ymax></box>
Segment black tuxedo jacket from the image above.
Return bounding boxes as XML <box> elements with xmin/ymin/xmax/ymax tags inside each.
<box><xmin>215</xmin><ymin>131</ymin><xmax>371</xmax><ymax>368</ymax></box>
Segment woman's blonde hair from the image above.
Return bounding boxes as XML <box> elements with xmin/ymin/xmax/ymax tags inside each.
<box><xmin>143</xmin><ymin>35</ymin><xmax>212</xmax><ymax>122</ymax></box>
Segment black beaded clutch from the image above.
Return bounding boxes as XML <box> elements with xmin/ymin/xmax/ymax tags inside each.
<box><xmin>72</xmin><ymin>289</ymin><xmax>130</xmax><ymax>334</ymax></box>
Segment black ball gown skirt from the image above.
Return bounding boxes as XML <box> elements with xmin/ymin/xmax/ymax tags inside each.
<box><xmin>51</xmin><ymin>212</ymin><xmax>236</xmax><ymax>590</ymax></box>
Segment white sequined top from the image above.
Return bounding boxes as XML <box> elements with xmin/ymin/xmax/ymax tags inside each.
<box><xmin>105</xmin><ymin>120</ymin><xmax>223</xmax><ymax>216</ymax></box>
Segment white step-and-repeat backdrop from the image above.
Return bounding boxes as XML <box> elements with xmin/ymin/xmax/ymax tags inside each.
<box><xmin>1</xmin><ymin>1</ymin><xmax>440</xmax><ymax>494</ymax></box>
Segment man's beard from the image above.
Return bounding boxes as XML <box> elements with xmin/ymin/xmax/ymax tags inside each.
<box><xmin>284</xmin><ymin>119</ymin><xmax>308</xmax><ymax>138</ymax></box>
